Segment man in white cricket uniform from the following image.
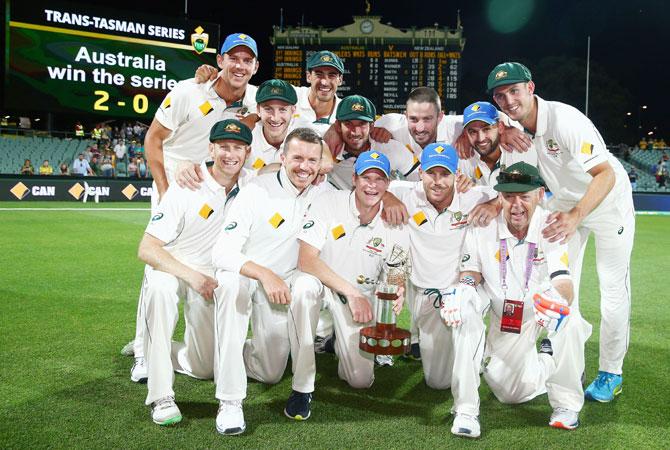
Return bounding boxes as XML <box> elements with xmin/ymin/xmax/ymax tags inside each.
<box><xmin>293</xmin><ymin>51</ymin><xmax>344</xmax><ymax>135</ymax></box>
<box><xmin>124</xmin><ymin>32</ymin><xmax>260</xmax><ymax>380</ymax></box>
<box><xmin>328</xmin><ymin>95</ymin><xmax>416</xmax><ymax>190</ymax></box>
<box><xmin>387</xmin><ymin>143</ymin><xmax>496</xmax><ymax>394</ymax></box>
<box><xmin>373</xmin><ymin>87</ymin><xmax>463</xmax><ymax>174</ymax></box>
<box><xmin>137</xmin><ymin>119</ymin><xmax>253</xmax><ymax>426</ymax></box>
<box><xmin>247</xmin><ymin>79</ymin><xmax>332</xmax><ymax>172</ymax></box>
<box><xmin>446</xmin><ymin>162</ymin><xmax>592</xmax><ymax>437</ymax></box>
<box><xmin>487</xmin><ymin>62</ymin><xmax>634</xmax><ymax>402</ymax></box>
<box><xmin>292</xmin><ymin>151</ymin><xmax>409</xmax><ymax>399</ymax></box>
<box><xmin>459</xmin><ymin>101</ymin><xmax>536</xmax><ymax>187</ymax></box>
<box><xmin>211</xmin><ymin>128</ymin><xmax>328</xmax><ymax>435</ymax></box>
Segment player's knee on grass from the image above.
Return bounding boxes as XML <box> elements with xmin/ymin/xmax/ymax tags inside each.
<box><xmin>345</xmin><ymin>367</ymin><xmax>374</xmax><ymax>389</ymax></box>
<box><xmin>425</xmin><ymin>372</ymin><xmax>451</xmax><ymax>390</ymax></box>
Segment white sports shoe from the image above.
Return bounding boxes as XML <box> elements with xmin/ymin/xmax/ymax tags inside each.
<box><xmin>375</xmin><ymin>355</ymin><xmax>394</xmax><ymax>367</ymax></box>
<box><xmin>151</xmin><ymin>396</ymin><xmax>182</xmax><ymax>426</ymax></box>
<box><xmin>451</xmin><ymin>413</ymin><xmax>481</xmax><ymax>438</ymax></box>
<box><xmin>130</xmin><ymin>357</ymin><xmax>148</xmax><ymax>383</ymax></box>
<box><xmin>216</xmin><ymin>400</ymin><xmax>246</xmax><ymax>435</ymax></box>
<box><xmin>549</xmin><ymin>407</ymin><xmax>579</xmax><ymax>430</ymax></box>
<box><xmin>120</xmin><ymin>340</ymin><xmax>135</xmax><ymax>357</ymax></box>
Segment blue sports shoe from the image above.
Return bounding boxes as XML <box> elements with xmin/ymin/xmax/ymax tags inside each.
<box><xmin>584</xmin><ymin>371</ymin><xmax>622</xmax><ymax>402</ymax></box>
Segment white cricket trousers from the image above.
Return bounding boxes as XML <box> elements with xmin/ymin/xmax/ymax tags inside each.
<box><xmin>409</xmin><ymin>284</ymin><xmax>487</xmax><ymax>416</ymax></box>
<box><xmin>132</xmin><ymin>157</ymin><xmax>180</xmax><ymax>358</ymax></box>
<box><xmin>214</xmin><ymin>271</ymin><xmax>313</xmax><ymax>400</ymax></box>
<box><xmin>549</xmin><ymin>195</ymin><xmax>635</xmax><ymax>375</ymax></box>
<box><xmin>483</xmin><ymin>312</ymin><xmax>592</xmax><ymax>412</ymax></box>
<box><xmin>142</xmin><ymin>266</ymin><xmax>215</xmax><ymax>405</ymax></box>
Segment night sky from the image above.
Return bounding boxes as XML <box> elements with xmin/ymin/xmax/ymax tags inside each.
<box><xmin>110</xmin><ymin>0</ymin><xmax>668</xmax><ymax>140</ymax></box>
<box><xmin>12</xmin><ymin>0</ymin><xmax>670</xmax><ymax>140</ymax></box>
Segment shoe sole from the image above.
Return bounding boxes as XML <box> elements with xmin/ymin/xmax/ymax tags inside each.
<box><xmin>130</xmin><ymin>376</ymin><xmax>148</xmax><ymax>384</ymax></box>
<box><xmin>550</xmin><ymin>421</ymin><xmax>578</xmax><ymax>430</ymax></box>
<box><xmin>216</xmin><ymin>423</ymin><xmax>246</xmax><ymax>435</ymax></box>
<box><xmin>284</xmin><ymin>408</ymin><xmax>311</xmax><ymax>421</ymax></box>
<box><xmin>153</xmin><ymin>415</ymin><xmax>182</xmax><ymax>426</ymax></box>
<box><xmin>451</xmin><ymin>428</ymin><xmax>480</xmax><ymax>439</ymax></box>
<box><xmin>585</xmin><ymin>385</ymin><xmax>622</xmax><ymax>402</ymax></box>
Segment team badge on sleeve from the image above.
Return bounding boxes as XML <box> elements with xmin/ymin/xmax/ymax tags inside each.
<box><xmin>331</xmin><ymin>224</ymin><xmax>346</xmax><ymax>240</ymax></box>
<box><xmin>269</xmin><ymin>212</ymin><xmax>285</xmax><ymax>228</ymax></box>
<box><xmin>580</xmin><ymin>142</ymin><xmax>593</xmax><ymax>155</ymax></box>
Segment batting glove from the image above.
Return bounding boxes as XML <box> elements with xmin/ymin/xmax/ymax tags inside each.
<box><xmin>532</xmin><ymin>287</ymin><xmax>571</xmax><ymax>332</ymax></box>
<box><xmin>440</xmin><ymin>284</ymin><xmax>477</xmax><ymax>328</ymax></box>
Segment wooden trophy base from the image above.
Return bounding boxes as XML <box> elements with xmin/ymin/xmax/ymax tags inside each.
<box><xmin>359</xmin><ymin>325</ymin><xmax>411</xmax><ymax>356</ymax></box>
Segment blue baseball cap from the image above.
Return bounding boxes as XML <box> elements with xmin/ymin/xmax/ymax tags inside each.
<box><xmin>220</xmin><ymin>33</ymin><xmax>258</xmax><ymax>57</ymax></box>
<box><xmin>354</xmin><ymin>150</ymin><xmax>391</xmax><ymax>178</ymax></box>
<box><xmin>421</xmin><ymin>143</ymin><xmax>458</xmax><ymax>174</ymax></box>
<box><xmin>463</xmin><ymin>102</ymin><xmax>499</xmax><ymax>127</ymax></box>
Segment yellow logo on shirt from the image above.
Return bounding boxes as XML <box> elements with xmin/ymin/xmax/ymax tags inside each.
<box><xmin>580</xmin><ymin>142</ymin><xmax>593</xmax><ymax>155</ymax></box>
<box><xmin>495</xmin><ymin>249</ymin><xmax>509</xmax><ymax>262</ymax></box>
<box><xmin>560</xmin><ymin>251</ymin><xmax>569</xmax><ymax>267</ymax></box>
<box><xmin>474</xmin><ymin>166</ymin><xmax>483</xmax><ymax>180</ymax></box>
<box><xmin>199</xmin><ymin>101</ymin><xmax>213</xmax><ymax>116</ymax></box>
<box><xmin>199</xmin><ymin>203</ymin><xmax>214</xmax><ymax>219</ymax></box>
<box><xmin>412</xmin><ymin>211</ymin><xmax>427</xmax><ymax>226</ymax></box>
<box><xmin>162</xmin><ymin>97</ymin><xmax>172</xmax><ymax>109</ymax></box>
<box><xmin>252</xmin><ymin>158</ymin><xmax>266</xmax><ymax>170</ymax></box>
<box><xmin>331</xmin><ymin>224</ymin><xmax>346</xmax><ymax>240</ymax></box>
<box><xmin>269</xmin><ymin>212</ymin><xmax>285</xmax><ymax>228</ymax></box>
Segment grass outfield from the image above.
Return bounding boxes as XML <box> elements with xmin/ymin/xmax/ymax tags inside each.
<box><xmin>0</xmin><ymin>201</ymin><xmax>668</xmax><ymax>448</ymax></box>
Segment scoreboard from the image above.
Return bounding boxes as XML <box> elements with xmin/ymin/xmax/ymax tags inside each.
<box><xmin>272</xmin><ymin>17</ymin><xmax>465</xmax><ymax>114</ymax></box>
<box><xmin>4</xmin><ymin>0</ymin><xmax>219</xmax><ymax>118</ymax></box>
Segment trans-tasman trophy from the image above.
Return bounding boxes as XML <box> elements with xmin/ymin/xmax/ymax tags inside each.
<box><xmin>357</xmin><ymin>244</ymin><xmax>412</xmax><ymax>356</ymax></box>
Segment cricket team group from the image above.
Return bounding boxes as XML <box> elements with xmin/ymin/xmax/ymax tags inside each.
<box><xmin>119</xmin><ymin>32</ymin><xmax>635</xmax><ymax>438</ymax></box>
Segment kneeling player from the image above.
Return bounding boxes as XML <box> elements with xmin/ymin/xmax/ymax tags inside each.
<box><xmin>289</xmin><ymin>151</ymin><xmax>409</xmax><ymax>418</ymax></box>
<box><xmin>137</xmin><ymin>120</ymin><xmax>252</xmax><ymax>425</ymax></box>
<box><xmin>443</xmin><ymin>162</ymin><xmax>592</xmax><ymax>437</ymax></box>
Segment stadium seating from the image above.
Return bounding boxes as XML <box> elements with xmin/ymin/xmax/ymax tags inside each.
<box><xmin>0</xmin><ymin>135</ymin><xmax>95</xmax><ymax>175</ymax></box>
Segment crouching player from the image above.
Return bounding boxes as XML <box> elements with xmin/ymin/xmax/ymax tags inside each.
<box><xmin>386</xmin><ymin>143</ymin><xmax>496</xmax><ymax>410</ymax></box>
<box><xmin>136</xmin><ymin>119</ymin><xmax>253</xmax><ymax>425</ymax></box>
<box><xmin>442</xmin><ymin>162</ymin><xmax>592</xmax><ymax>437</ymax></box>
<box><xmin>289</xmin><ymin>151</ymin><xmax>409</xmax><ymax>417</ymax></box>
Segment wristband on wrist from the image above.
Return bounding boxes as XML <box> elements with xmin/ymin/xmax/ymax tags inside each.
<box><xmin>459</xmin><ymin>275</ymin><xmax>476</xmax><ymax>287</ymax></box>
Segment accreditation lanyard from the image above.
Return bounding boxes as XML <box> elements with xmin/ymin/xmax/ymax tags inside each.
<box><xmin>499</xmin><ymin>239</ymin><xmax>536</xmax><ymax>297</ymax></box>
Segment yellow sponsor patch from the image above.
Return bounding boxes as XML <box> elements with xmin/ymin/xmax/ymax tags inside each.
<box><xmin>331</xmin><ymin>224</ymin><xmax>346</xmax><ymax>240</ymax></box>
<box><xmin>474</xmin><ymin>166</ymin><xmax>483</xmax><ymax>179</ymax></box>
<box><xmin>162</xmin><ymin>97</ymin><xmax>171</xmax><ymax>109</ymax></box>
<box><xmin>560</xmin><ymin>251</ymin><xmax>569</xmax><ymax>267</ymax></box>
<box><xmin>370</xmin><ymin>152</ymin><xmax>380</xmax><ymax>159</ymax></box>
<box><xmin>471</xmin><ymin>104</ymin><xmax>480</xmax><ymax>112</ymax></box>
<box><xmin>199</xmin><ymin>101</ymin><xmax>213</xmax><ymax>116</ymax></box>
<box><xmin>68</xmin><ymin>183</ymin><xmax>85</xmax><ymax>200</ymax></box>
<box><xmin>495</xmin><ymin>249</ymin><xmax>509</xmax><ymax>262</ymax></box>
<box><xmin>580</xmin><ymin>142</ymin><xmax>593</xmax><ymax>155</ymax></box>
<box><xmin>10</xmin><ymin>182</ymin><xmax>29</xmax><ymax>200</ymax></box>
<box><xmin>121</xmin><ymin>184</ymin><xmax>138</xmax><ymax>200</ymax></box>
<box><xmin>199</xmin><ymin>203</ymin><xmax>214</xmax><ymax>219</ymax></box>
<box><xmin>434</xmin><ymin>145</ymin><xmax>444</xmax><ymax>154</ymax></box>
<box><xmin>269</xmin><ymin>212</ymin><xmax>285</xmax><ymax>228</ymax></box>
<box><xmin>412</xmin><ymin>211</ymin><xmax>428</xmax><ymax>226</ymax></box>
<box><xmin>252</xmin><ymin>158</ymin><xmax>266</xmax><ymax>170</ymax></box>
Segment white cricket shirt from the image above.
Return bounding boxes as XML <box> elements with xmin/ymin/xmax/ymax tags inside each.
<box><xmin>459</xmin><ymin>205</ymin><xmax>571</xmax><ymax>322</ymax></box>
<box><xmin>527</xmin><ymin>95</ymin><xmax>630</xmax><ymax>207</ymax></box>
<box><xmin>298</xmin><ymin>190</ymin><xmax>410</xmax><ymax>299</ymax></box>
<box><xmin>293</xmin><ymin>86</ymin><xmax>342</xmax><ymax>136</ymax></box>
<box><xmin>144</xmin><ymin>162</ymin><xmax>253</xmax><ymax>271</ymax></box>
<box><xmin>212</xmin><ymin>167</ymin><xmax>328</xmax><ymax>279</ymax></box>
<box><xmin>155</xmin><ymin>78</ymin><xmax>257</xmax><ymax>163</ymax></box>
<box><xmin>389</xmin><ymin>181</ymin><xmax>496</xmax><ymax>288</ymax></box>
